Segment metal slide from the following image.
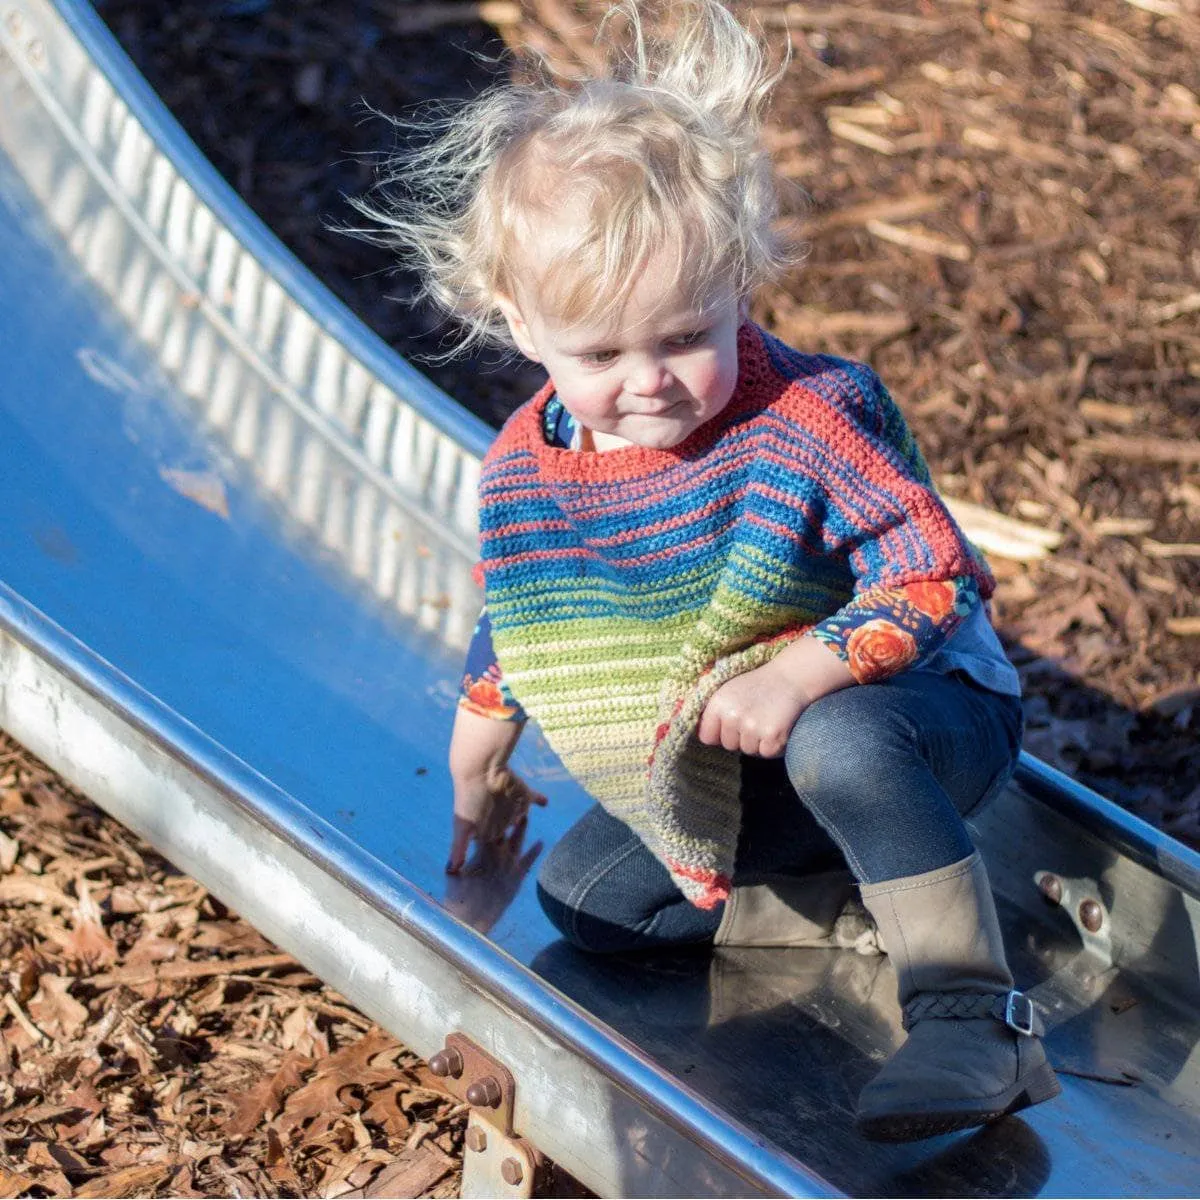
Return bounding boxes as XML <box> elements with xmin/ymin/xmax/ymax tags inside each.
<box><xmin>1</xmin><ymin>2</ymin><xmax>1198</xmax><ymax>1194</ymax></box>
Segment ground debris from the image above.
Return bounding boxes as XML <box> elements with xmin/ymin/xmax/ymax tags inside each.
<box><xmin>0</xmin><ymin>732</ymin><xmax>465</xmax><ymax>1199</ymax></box>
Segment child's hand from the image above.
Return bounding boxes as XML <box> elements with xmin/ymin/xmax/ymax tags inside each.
<box><xmin>448</xmin><ymin>765</ymin><xmax>547</xmax><ymax>875</ymax></box>
<box><xmin>447</xmin><ymin>705</ymin><xmax>546</xmax><ymax>874</ymax></box>
<box><xmin>698</xmin><ymin>637</ymin><xmax>856</xmax><ymax>758</ymax></box>
<box><xmin>698</xmin><ymin>656</ymin><xmax>812</xmax><ymax>758</ymax></box>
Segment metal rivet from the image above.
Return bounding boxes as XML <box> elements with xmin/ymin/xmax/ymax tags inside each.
<box><xmin>428</xmin><ymin>1047</ymin><xmax>464</xmax><ymax>1079</ymax></box>
<box><xmin>500</xmin><ymin>1157</ymin><xmax>523</xmax><ymax>1186</ymax></box>
<box><xmin>1038</xmin><ymin>874</ymin><xmax>1063</xmax><ymax>906</ymax></box>
<box><xmin>466</xmin><ymin>1075</ymin><xmax>502</xmax><ymax>1108</ymax></box>
<box><xmin>464</xmin><ymin>1125</ymin><xmax>487</xmax><ymax>1154</ymax></box>
<box><xmin>1079</xmin><ymin>898</ymin><xmax>1104</xmax><ymax>933</ymax></box>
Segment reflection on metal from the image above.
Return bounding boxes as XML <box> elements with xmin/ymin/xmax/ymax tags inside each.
<box><xmin>0</xmin><ymin>0</ymin><xmax>483</xmax><ymax>649</ymax></box>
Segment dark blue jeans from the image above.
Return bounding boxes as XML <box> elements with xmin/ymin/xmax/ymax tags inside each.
<box><xmin>536</xmin><ymin>671</ymin><xmax>1023</xmax><ymax>953</ymax></box>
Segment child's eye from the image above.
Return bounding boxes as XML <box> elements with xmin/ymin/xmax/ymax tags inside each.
<box><xmin>668</xmin><ymin>329</ymin><xmax>708</xmax><ymax>350</ymax></box>
<box><xmin>578</xmin><ymin>349</ymin><xmax>618</xmax><ymax>366</ymax></box>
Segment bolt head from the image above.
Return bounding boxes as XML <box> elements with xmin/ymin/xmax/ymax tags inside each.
<box><xmin>428</xmin><ymin>1047</ymin><xmax>463</xmax><ymax>1078</ymax></box>
<box><xmin>1079</xmin><ymin>898</ymin><xmax>1104</xmax><ymax>933</ymax></box>
<box><xmin>465</xmin><ymin>1125</ymin><xmax>487</xmax><ymax>1154</ymax></box>
<box><xmin>1038</xmin><ymin>874</ymin><xmax>1063</xmax><ymax>906</ymax></box>
<box><xmin>466</xmin><ymin>1075</ymin><xmax>502</xmax><ymax>1108</ymax></box>
<box><xmin>500</xmin><ymin>1157</ymin><xmax>524</xmax><ymax>1186</ymax></box>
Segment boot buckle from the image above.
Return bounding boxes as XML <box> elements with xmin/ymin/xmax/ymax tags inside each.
<box><xmin>1004</xmin><ymin>990</ymin><xmax>1035</xmax><ymax>1036</ymax></box>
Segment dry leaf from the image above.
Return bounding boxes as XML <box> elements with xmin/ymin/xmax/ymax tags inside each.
<box><xmin>122</xmin><ymin>930</ymin><xmax>181</xmax><ymax>969</ymax></box>
<box><xmin>281</xmin><ymin>1003</ymin><xmax>329</xmax><ymax>1057</ymax></box>
<box><xmin>28</xmin><ymin>974</ymin><xmax>89</xmax><ymax>1039</ymax></box>
<box><xmin>224</xmin><ymin>1050</ymin><xmax>312</xmax><ymax>1140</ymax></box>
<box><xmin>75</xmin><ymin>1162</ymin><xmax>173</xmax><ymax>1198</ymax></box>
<box><xmin>362</xmin><ymin>1084</ymin><xmax>413</xmax><ymax>1138</ymax></box>
<box><xmin>0</xmin><ymin>1168</ymin><xmax>40</xmax><ymax>1199</ymax></box>
<box><xmin>0</xmin><ymin>829</ymin><xmax>19</xmax><ymax>872</ymax></box>
<box><xmin>51</xmin><ymin>878</ymin><xmax>119</xmax><ymax>968</ymax></box>
<box><xmin>264</xmin><ymin>1125</ymin><xmax>306</xmax><ymax>1192</ymax></box>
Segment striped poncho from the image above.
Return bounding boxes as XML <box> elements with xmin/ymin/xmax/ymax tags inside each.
<box><xmin>476</xmin><ymin>324</ymin><xmax>994</xmax><ymax>907</ymax></box>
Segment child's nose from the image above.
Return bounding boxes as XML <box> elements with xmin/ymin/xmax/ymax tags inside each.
<box><xmin>626</xmin><ymin>358</ymin><xmax>673</xmax><ymax>396</ymax></box>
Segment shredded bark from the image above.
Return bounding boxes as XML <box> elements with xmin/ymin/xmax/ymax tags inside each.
<box><xmin>0</xmin><ymin>732</ymin><xmax>465</xmax><ymax>1199</ymax></box>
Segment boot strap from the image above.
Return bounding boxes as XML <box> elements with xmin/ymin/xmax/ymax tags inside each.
<box><xmin>902</xmin><ymin>989</ymin><xmax>1044</xmax><ymax>1037</ymax></box>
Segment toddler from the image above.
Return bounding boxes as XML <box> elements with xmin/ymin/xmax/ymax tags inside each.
<box><xmin>362</xmin><ymin>0</ymin><xmax>1059</xmax><ymax>1143</ymax></box>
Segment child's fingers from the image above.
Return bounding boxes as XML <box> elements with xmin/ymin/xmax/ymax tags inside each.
<box><xmin>518</xmin><ymin>840</ymin><xmax>544</xmax><ymax>874</ymax></box>
<box><xmin>446</xmin><ymin>815</ymin><xmax>477</xmax><ymax>873</ymax></box>
<box><xmin>505</xmin><ymin>773</ymin><xmax>547</xmax><ymax>809</ymax></box>
<box><xmin>506</xmin><ymin>812</ymin><xmax>528</xmax><ymax>852</ymax></box>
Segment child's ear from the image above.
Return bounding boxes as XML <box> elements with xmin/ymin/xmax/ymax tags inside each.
<box><xmin>494</xmin><ymin>293</ymin><xmax>541</xmax><ymax>362</ymax></box>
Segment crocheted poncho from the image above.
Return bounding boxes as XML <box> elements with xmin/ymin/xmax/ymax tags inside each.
<box><xmin>476</xmin><ymin>324</ymin><xmax>994</xmax><ymax>908</ymax></box>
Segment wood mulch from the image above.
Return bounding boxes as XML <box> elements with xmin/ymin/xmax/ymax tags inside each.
<box><xmin>2</xmin><ymin>1</ymin><xmax>1198</xmax><ymax>1196</ymax></box>
<box><xmin>0</xmin><ymin>732</ymin><xmax>465</xmax><ymax>1199</ymax></box>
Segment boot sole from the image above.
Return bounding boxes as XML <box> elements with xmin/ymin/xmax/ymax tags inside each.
<box><xmin>856</xmin><ymin>1062</ymin><xmax>1062</xmax><ymax>1143</ymax></box>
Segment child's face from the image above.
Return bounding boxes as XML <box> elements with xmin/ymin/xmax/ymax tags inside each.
<box><xmin>496</xmin><ymin>250</ymin><xmax>745</xmax><ymax>451</ymax></box>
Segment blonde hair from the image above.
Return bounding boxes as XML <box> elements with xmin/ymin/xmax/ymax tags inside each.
<box><xmin>352</xmin><ymin>0</ymin><xmax>792</xmax><ymax>355</ymax></box>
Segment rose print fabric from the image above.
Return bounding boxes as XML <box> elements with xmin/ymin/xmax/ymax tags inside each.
<box><xmin>460</xmin><ymin>608</ymin><xmax>524</xmax><ymax>720</ymax></box>
<box><xmin>811</xmin><ymin>577</ymin><xmax>979</xmax><ymax>683</ymax></box>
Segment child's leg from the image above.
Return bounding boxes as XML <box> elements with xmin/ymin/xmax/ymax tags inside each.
<box><xmin>537</xmin><ymin>760</ymin><xmax>848</xmax><ymax>954</ymax></box>
<box><xmin>782</xmin><ymin>670</ymin><xmax>1022</xmax><ymax>883</ymax></box>
<box><xmin>783</xmin><ymin>672</ymin><xmax>1059</xmax><ymax>1141</ymax></box>
<box><xmin>536</xmin><ymin>804</ymin><xmax>720</xmax><ymax>953</ymax></box>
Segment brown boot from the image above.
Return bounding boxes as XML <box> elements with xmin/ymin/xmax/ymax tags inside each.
<box><xmin>855</xmin><ymin>852</ymin><xmax>1061</xmax><ymax>1142</ymax></box>
<box><xmin>714</xmin><ymin>870</ymin><xmax>883</xmax><ymax>953</ymax></box>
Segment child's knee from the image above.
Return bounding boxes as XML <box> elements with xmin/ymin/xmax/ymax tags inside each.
<box><xmin>784</xmin><ymin>688</ymin><xmax>913</xmax><ymax>804</ymax></box>
<box><xmin>534</xmin><ymin>873</ymin><xmax>660</xmax><ymax>954</ymax></box>
<box><xmin>533</xmin><ymin>837</ymin><xmax>648</xmax><ymax>952</ymax></box>
<box><xmin>786</xmin><ymin>691</ymin><xmax>867</xmax><ymax>796</ymax></box>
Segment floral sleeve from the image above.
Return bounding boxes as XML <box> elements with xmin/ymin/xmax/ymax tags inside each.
<box><xmin>809</xmin><ymin>576</ymin><xmax>980</xmax><ymax>684</ymax></box>
<box><xmin>458</xmin><ymin>607</ymin><xmax>526</xmax><ymax>721</ymax></box>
